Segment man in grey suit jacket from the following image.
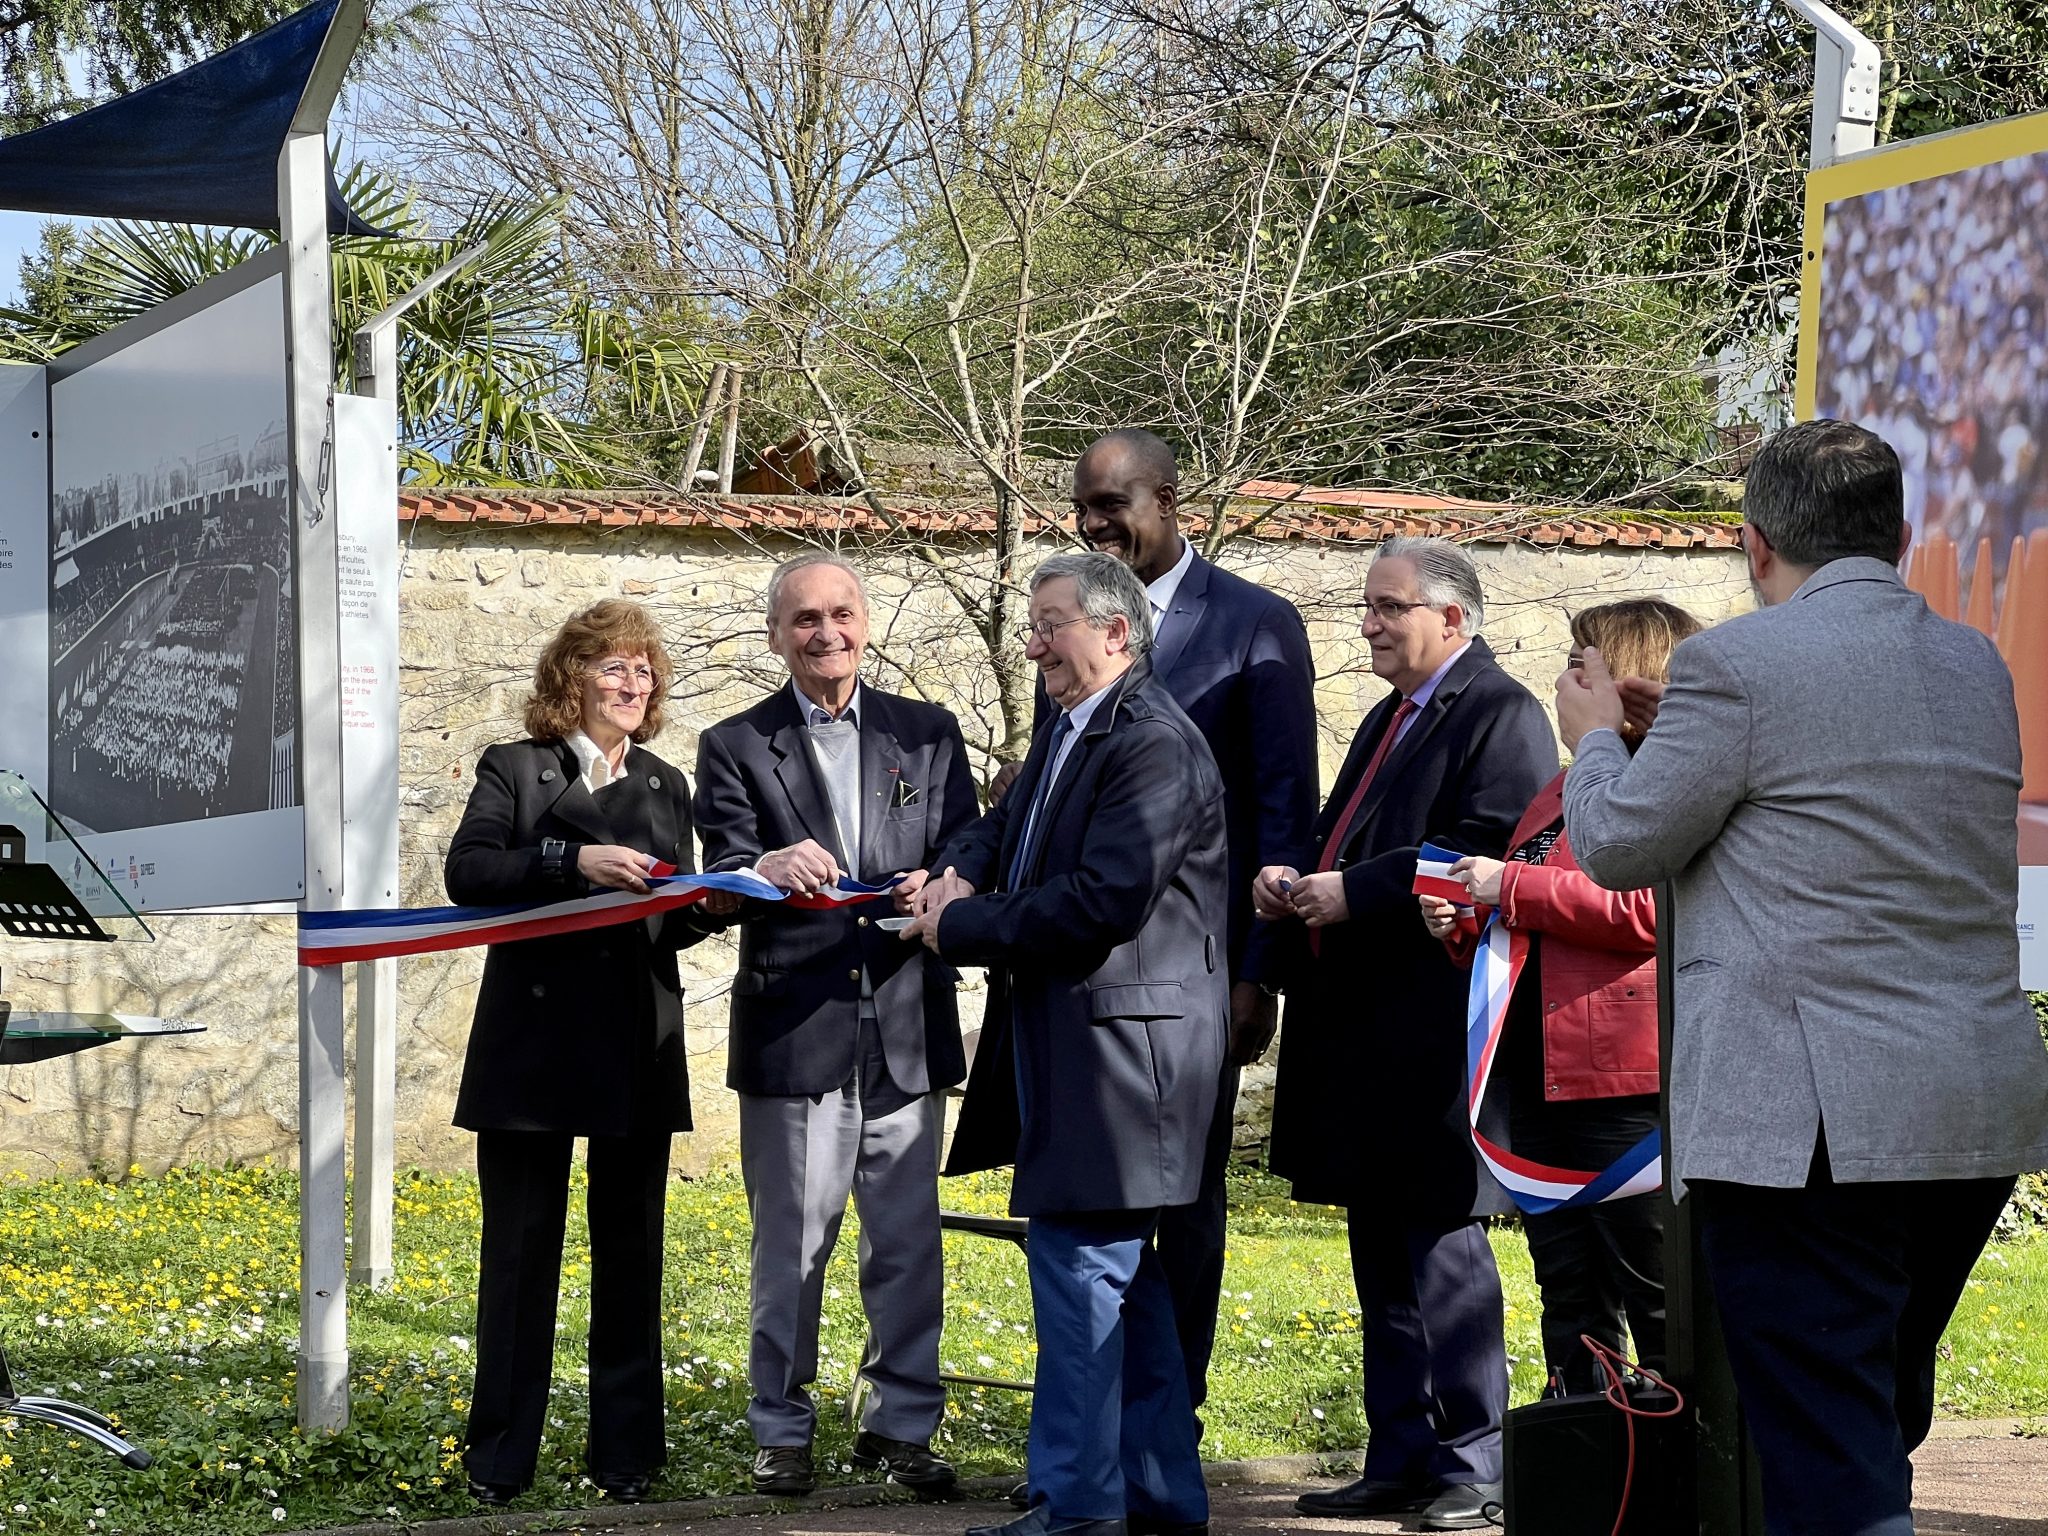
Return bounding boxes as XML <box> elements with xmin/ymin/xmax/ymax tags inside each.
<box><xmin>906</xmin><ymin>551</ymin><xmax>1228</xmax><ymax>1536</ymax></box>
<box><xmin>694</xmin><ymin>553</ymin><xmax>976</xmax><ymax>1498</ymax></box>
<box><xmin>1557</xmin><ymin>419</ymin><xmax>2048</xmax><ymax>1536</ymax></box>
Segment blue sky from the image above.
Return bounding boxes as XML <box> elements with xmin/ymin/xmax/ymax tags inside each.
<box><xmin>0</xmin><ymin>208</ymin><xmax>49</xmax><ymax>305</ymax></box>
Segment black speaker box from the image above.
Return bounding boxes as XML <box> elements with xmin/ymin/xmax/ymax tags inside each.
<box><xmin>1501</xmin><ymin>1387</ymin><xmax>1682</xmax><ymax>1535</ymax></box>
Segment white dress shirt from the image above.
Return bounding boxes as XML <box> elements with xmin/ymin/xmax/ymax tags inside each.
<box><xmin>566</xmin><ymin>730</ymin><xmax>630</xmax><ymax>793</ymax></box>
<box><xmin>1144</xmin><ymin>537</ymin><xmax>1197</xmax><ymax>646</ymax></box>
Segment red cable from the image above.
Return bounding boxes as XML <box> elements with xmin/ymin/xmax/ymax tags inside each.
<box><xmin>1580</xmin><ymin>1334</ymin><xmax>1687</xmax><ymax>1536</ymax></box>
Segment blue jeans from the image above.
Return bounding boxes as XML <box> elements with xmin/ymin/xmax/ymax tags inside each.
<box><xmin>1025</xmin><ymin>1210</ymin><xmax>1209</xmax><ymax>1524</ymax></box>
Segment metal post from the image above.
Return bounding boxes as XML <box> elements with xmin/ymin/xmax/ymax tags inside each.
<box><xmin>286</xmin><ymin>0</ymin><xmax>367</xmax><ymax>1435</ymax></box>
<box><xmin>346</xmin><ymin>240</ymin><xmax>484</xmax><ymax>1290</ymax></box>
<box><xmin>715</xmin><ymin>367</ymin><xmax>742</xmax><ymax>493</ymax></box>
<box><xmin>1781</xmin><ymin>0</ymin><xmax>1881</xmax><ymax>168</ymax></box>
<box><xmin>1658</xmin><ymin>886</ymin><xmax>1766</xmax><ymax>1535</ymax></box>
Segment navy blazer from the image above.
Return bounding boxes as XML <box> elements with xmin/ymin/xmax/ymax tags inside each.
<box><xmin>693</xmin><ymin>684</ymin><xmax>976</xmax><ymax>1098</ymax></box>
<box><xmin>445</xmin><ymin>737</ymin><xmax>709</xmax><ymax>1135</ymax></box>
<box><xmin>1114</xmin><ymin>551</ymin><xmax>1318</xmax><ymax>984</ymax></box>
<box><xmin>937</xmin><ymin>662</ymin><xmax>1230</xmax><ymax>1217</ymax></box>
<box><xmin>1266</xmin><ymin>638</ymin><xmax>1558</xmax><ymax>1218</ymax></box>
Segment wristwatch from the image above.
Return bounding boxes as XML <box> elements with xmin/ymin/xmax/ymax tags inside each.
<box><xmin>541</xmin><ymin>837</ymin><xmax>569</xmax><ymax>882</ymax></box>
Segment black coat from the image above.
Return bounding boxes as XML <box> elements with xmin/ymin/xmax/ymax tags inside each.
<box><xmin>936</xmin><ymin>662</ymin><xmax>1230</xmax><ymax>1217</ymax></box>
<box><xmin>445</xmin><ymin>737</ymin><xmax>710</xmax><ymax>1135</ymax></box>
<box><xmin>692</xmin><ymin>684</ymin><xmax>976</xmax><ymax>1098</ymax></box>
<box><xmin>1266</xmin><ymin>639</ymin><xmax>1558</xmax><ymax>1219</ymax></box>
<box><xmin>1032</xmin><ymin>553</ymin><xmax>1318</xmax><ymax>984</ymax></box>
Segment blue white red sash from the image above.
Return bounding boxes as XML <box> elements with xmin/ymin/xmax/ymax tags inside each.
<box><xmin>1465</xmin><ymin>912</ymin><xmax>1664</xmax><ymax>1213</ymax></box>
<box><xmin>296</xmin><ymin>867</ymin><xmax>899</xmax><ymax>967</ymax></box>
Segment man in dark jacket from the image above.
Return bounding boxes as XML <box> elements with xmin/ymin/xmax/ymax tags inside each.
<box><xmin>905</xmin><ymin>550</ymin><xmax>1229</xmax><ymax>1536</ymax></box>
<box><xmin>1255</xmin><ymin>537</ymin><xmax>1556</xmax><ymax>1532</ymax></box>
<box><xmin>694</xmin><ymin>553</ymin><xmax>976</xmax><ymax>1497</ymax></box>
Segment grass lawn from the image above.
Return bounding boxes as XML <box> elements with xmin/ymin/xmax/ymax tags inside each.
<box><xmin>0</xmin><ymin>1162</ymin><xmax>2041</xmax><ymax>1534</ymax></box>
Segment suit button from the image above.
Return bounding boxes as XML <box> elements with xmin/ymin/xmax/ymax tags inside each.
<box><xmin>531</xmin><ymin>984</ymin><xmax>546</xmax><ymax>999</ymax></box>
<box><xmin>1546</xmin><ymin>1001</ymin><xmax>1558</xmax><ymax>1010</ymax></box>
<box><xmin>848</xmin><ymin>969</ymin><xmax>860</xmax><ymax>982</ymax></box>
<box><xmin>1548</xmin><ymin>1084</ymin><xmax>1559</xmax><ymax>1096</ymax></box>
<box><xmin>857</xmin><ymin>916</ymin><xmax>869</xmax><ymax>927</ymax></box>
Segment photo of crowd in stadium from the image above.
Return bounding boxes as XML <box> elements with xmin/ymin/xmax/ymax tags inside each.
<box><xmin>45</xmin><ymin>276</ymin><xmax>297</xmax><ymax>837</ymax></box>
<box><xmin>1813</xmin><ymin>142</ymin><xmax>2048</xmax><ymax>590</ymax></box>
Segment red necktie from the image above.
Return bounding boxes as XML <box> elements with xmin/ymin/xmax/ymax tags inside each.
<box><xmin>1309</xmin><ymin>698</ymin><xmax>1415</xmax><ymax>955</ymax></box>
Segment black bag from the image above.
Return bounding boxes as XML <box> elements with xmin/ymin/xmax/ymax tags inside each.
<box><xmin>1501</xmin><ymin>1384</ymin><xmax>1682</xmax><ymax>1535</ymax></box>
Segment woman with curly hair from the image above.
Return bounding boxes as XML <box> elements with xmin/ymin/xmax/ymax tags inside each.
<box><xmin>446</xmin><ymin>597</ymin><xmax>732</xmax><ymax>1507</ymax></box>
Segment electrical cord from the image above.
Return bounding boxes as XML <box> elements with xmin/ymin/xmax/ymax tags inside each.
<box><xmin>1583</xmin><ymin>1334</ymin><xmax>1687</xmax><ymax>1536</ymax></box>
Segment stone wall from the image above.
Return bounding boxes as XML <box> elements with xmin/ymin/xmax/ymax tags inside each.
<box><xmin>0</xmin><ymin>522</ymin><xmax>1751</xmax><ymax>1177</ymax></box>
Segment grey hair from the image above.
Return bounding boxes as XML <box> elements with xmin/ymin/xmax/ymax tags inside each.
<box><xmin>765</xmin><ymin>551</ymin><xmax>866</xmax><ymax>627</ymax></box>
<box><xmin>1373</xmin><ymin>535</ymin><xmax>1485</xmax><ymax>634</ymax></box>
<box><xmin>1030</xmin><ymin>551</ymin><xmax>1155</xmax><ymax>658</ymax></box>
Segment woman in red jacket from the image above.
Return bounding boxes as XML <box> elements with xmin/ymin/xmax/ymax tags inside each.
<box><xmin>1419</xmin><ymin>598</ymin><xmax>1700</xmax><ymax>1396</ymax></box>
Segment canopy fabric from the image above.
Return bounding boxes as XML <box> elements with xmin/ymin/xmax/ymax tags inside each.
<box><xmin>0</xmin><ymin>0</ymin><xmax>379</xmax><ymax>235</ymax></box>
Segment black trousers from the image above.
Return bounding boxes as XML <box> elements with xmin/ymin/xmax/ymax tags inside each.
<box><xmin>1154</xmin><ymin>1060</ymin><xmax>1238</xmax><ymax>1414</ymax></box>
<box><xmin>466</xmin><ymin>1129</ymin><xmax>673</xmax><ymax>1489</ymax></box>
<box><xmin>1511</xmin><ymin>1094</ymin><xmax>1665</xmax><ymax>1394</ymax></box>
<box><xmin>1690</xmin><ymin>1148</ymin><xmax>2015</xmax><ymax>1536</ymax></box>
<box><xmin>1347</xmin><ymin>1214</ymin><xmax>1508</xmax><ymax>1487</ymax></box>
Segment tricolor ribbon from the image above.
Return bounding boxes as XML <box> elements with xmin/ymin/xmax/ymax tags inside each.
<box><xmin>296</xmin><ymin>866</ymin><xmax>899</xmax><ymax>967</ymax></box>
<box><xmin>1413</xmin><ymin>839</ymin><xmax>1475</xmax><ymax>906</ymax></box>
<box><xmin>1465</xmin><ymin>912</ymin><xmax>1664</xmax><ymax>1213</ymax></box>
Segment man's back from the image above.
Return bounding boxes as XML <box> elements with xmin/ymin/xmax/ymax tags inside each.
<box><xmin>1566</xmin><ymin>557</ymin><xmax>2048</xmax><ymax>1187</ymax></box>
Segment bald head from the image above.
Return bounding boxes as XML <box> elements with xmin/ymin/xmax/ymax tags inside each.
<box><xmin>1071</xmin><ymin>429</ymin><xmax>1184</xmax><ymax>583</ymax></box>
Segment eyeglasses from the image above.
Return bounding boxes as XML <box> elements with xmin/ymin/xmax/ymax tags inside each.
<box><xmin>1358</xmin><ymin>598</ymin><xmax>1437</xmax><ymax>624</ymax></box>
<box><xmin>590</xmin><ymin>660</ymin><xmax>658</xmax><ymax>690</ymax></box>
<box><xmin>1016</xmin><ymin>615</ymin><xmax>1091</xmax><ymax>647</ymax></box>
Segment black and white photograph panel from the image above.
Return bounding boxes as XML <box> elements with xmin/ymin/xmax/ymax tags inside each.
<box><xmin>46</xmin><ymin>274</ymin><xmax>296</xmax><ymax>837</ymax></box>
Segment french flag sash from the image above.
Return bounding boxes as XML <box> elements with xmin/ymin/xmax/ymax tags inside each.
<box><xmin>296</xmin><ymin>866</ymin><xmax>899</xmax><ymax>967</ymax></box>
<box><xmin>1466</xmin><ymin>912</ymin><xmax>1664</xmax><ymax>1213</ymax></box>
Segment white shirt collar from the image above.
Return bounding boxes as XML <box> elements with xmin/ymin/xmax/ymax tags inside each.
<box><xmin>790</xmin><ymin>677</ymin><xmax>861</xmax><ymax>729</ymax></box>
<box><xmin>1405</xmin><ymin>641</ymin><xmax>1472</xmax><ymax>711</ymax></box>
<box><xmin>566</xmin><ymin>730</ymin><xmax>630</xmax><ymax>793</ymax></box>
<box><xmin>1144</xmin><ymin>537</ymin><xmax>1197</xmax><ymax>621</ymax></box>
<box><xmin>1062</xmin><ymin>670</ymin><xmax>1124</xmax><ymax>736</ymax></box>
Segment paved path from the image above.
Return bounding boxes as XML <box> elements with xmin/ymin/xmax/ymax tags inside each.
<box><xmin>304</xmin><ymin>1431</ymin><xmax>2048</xmax><ymax>1536</ymax></box>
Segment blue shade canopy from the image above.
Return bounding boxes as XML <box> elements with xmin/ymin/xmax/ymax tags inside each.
<box><xmin>0</xmin><ymin>0</ymin><xmax>380</xmax><ymax>235</ymax></box>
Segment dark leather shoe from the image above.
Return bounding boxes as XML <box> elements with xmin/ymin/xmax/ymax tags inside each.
<box><xmin>966</xmin><ymin>1508</ymin><xmax>1125</xmax><ymax>1536</ymax></box>
<box><xmin>752</xmin><ymin>1444</ymin><xmax>816</xmax><ymax>1496</ymax></box>
<box><xmin>851</xmin><ymin>1430</ymin><xmax>957</xmax><ymax>1492</ymax></box>
<box><xmin>1128</xmin><ymin>1518</ymin><xmax>1208</xmax><ymax>1536</ymax></box>
<box><xmin>1294</xmin><ymin>1478</ymin><xmax>1435</xmax><ymax>1517</ymax></box>
<box><xmin>597</xmin><ymin>1472</ymin><xmax>654</xmax><ymax>1503</ymax></box>
<box><xmin>1420</xmin><ymin>1481</ymin><xmax>1504</xmax><ymax>1530</ymax></box>
<box><xmin>468</xmin><ymin>1478</ymin><xmax>520</xmax><ymax>1507</ymax></box>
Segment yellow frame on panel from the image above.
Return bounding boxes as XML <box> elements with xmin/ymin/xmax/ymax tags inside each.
<box><xmin>1795</xmin><ymin>110</ymin><xmax>2048</xmax><ymax>420</ymax></box>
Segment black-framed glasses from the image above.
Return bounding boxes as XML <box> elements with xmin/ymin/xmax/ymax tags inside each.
<box><xmin>1016</xmin><ymin>615</ymin><xmax>1091</xmax><ymax>647</ymax></box>
<box><xmin>1358</xmin><ymin>598</ymin><xmax>1437</xmax><ymax>624</ymax></box>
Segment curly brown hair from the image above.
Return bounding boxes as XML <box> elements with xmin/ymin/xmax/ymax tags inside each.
<box><xmin>521</xmin><ymin>599</ymin><xmax>674</xmax><ymax>744</ymax></box>
<box><xmin>1570</xmin><ymin>598</ymin><xmax>1703</xmax><ymax>743</ymax></box>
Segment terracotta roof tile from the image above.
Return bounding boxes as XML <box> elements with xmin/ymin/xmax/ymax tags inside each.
<box><xmin>395</xmin><ymin>484</ymin><xmax>1743</xmax><ymax>551</ymax></box>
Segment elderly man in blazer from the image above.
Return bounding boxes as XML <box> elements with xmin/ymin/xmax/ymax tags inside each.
<box><xmin>906</xmin><ymin>550</ymin><xmax>1229</xmax><ymax>1536</ymax></box>
<box><xmin>1557</xmin><ymin>419</ymin><xmax>2048</xmax><ymax>1536</ymax></box>
<box><xmin>693</xmin><ymin>553</ymin><xmax>976</xmax><ymax>1497</ymax></box>
<box><xmin>1255</xmin><ymin>537</ymin><xmax>1556</xmax><ymax>1531</ymax></box>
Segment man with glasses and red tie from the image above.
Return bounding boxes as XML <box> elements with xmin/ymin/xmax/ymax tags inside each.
<box><xmin>1254</xmin><ymin>537</ymin><xmax>1554</xmax><ymax>1532</ymax></box>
